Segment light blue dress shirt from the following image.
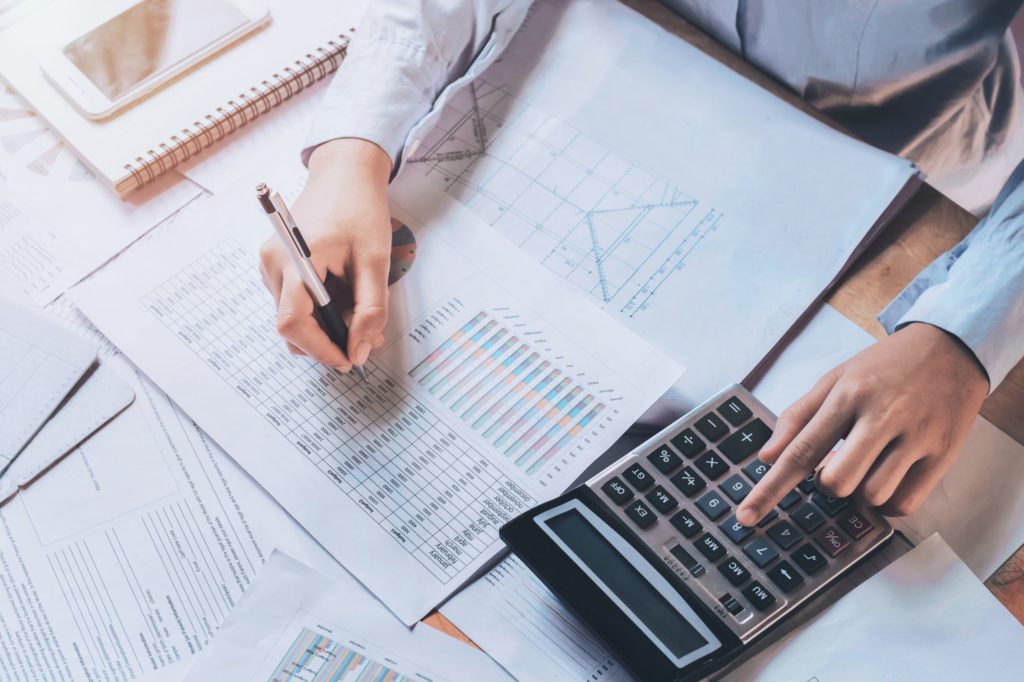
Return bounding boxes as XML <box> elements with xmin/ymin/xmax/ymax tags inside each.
<box><xmin>305</xmin><ymin>0</ymin><xmax>1024</xmax><ymax>391</ymax></box>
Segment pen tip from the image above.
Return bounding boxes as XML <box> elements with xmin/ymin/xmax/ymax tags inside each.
<box><xmin>354</xmin><ymin>366</ymin><xmax>368</xmax><ymax>383</ymax></box>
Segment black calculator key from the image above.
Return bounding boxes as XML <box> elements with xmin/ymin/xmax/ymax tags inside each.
<box><xmin>645</xmin><ymin>486</ymin><xmax>679</xmax><ymax>513</ymax></box>
<box><xmin>696</xmin><ymin>490</ymin><xmax>730</xmax><ymax>521</ymax></box>
<box><xmin>694</xmin><ymin>451</ymin><xmax>729</xmax><ymax>480</ymax></box>
<box><xmin>625</xmin><ymin>500</ymin><xmax>657</xmax><ymax>529</ymax></box>
<box><xmin>670</xmin><ymin>509</ymin><xmax>703</xmax><ymax>538</ymax></box>
<box><xmin>718</xmin><ymin>557</ymin><xmax>751</xmax><ymax>587</ymax></box>
<box><xmin>743</xmin><ymin>459</ymin><xmax>771</xmax><ymax>483</ymax></box>
<box><xmin>742</xmin><ymin>537</ymin><xmax>779</xmax><ymax>568</ymax></box>
<box><xmin>766</xmin><ymin>520</ymin><xmax>802</xmax><ymax>550</ymax></box>
<box><xmin>766</xmin><ymin>560</ymin><xmax>804</xmax><ymax>594</ymax></box>
<box><xmin>647</xmin><ymin>445</ymin><xmax>682</xmax><ymax>474</ymax></box>
<box><xmin>694</xmin><ymin>533</ymin><xmax>726</xmax><ymax>562</ymax></box>
<box><xmin>670</xmin><ymin>466</ymin><xmax>707</xmax><ymax>498</ymax></box>
<box><xmin>694</xmin><ymin>413</ymin><xmax>729</xmax><ymax>441</ymax></box>
<box><xmin>623</xmin><ymin>463</ymin><xmax>655</xmax><ymax>491</ymax></box>
<box><xmin>798</xmin><ymin>472</ymin><xmax>817</xmax><ymax>493</ymax></box>
<box><xmin>792</xmin><ymin>543</ymin><xmax>828</xmax><ymax>575</ymax></box>
<box><xmin>837</xmin><ymin>508</ymin><xmax>875</xmax><ymax>540</ymax></box>
<box><xmin>719</xmin><ymin>515</ymin><xmax>754</xmax><ymax>544</ymax></box>
<box><xmin>670</xmin><ymin>429</ymin><xmax>706</xmax><ymax>458</ymax></box>
<box><xmin>717</xmin><ymin>396</ymin><xmax>753</xmax><ymax>426</ymax></box>
<box><xmin>742</xmin><ymin>581</ymin><xmax>776</xmax><ymax>612</ymax></box>
<box><xmin>601</xmin><ymin>477</ymin><xmax>633</xmax><ymax>505</ymax></box>
<box><xmin>793</xmin><ymin>503</ymin><xmax>826</xmax><ymax>533</ymax></box>
<box><xmin>669</xmin><ymin>544</ymin><xmax>705</xmax><ymax>577</ymax></box>
<box><xmin>811</xmin><ymin>491</ymin><xmax>850</xmax><ymax>517</ymax></box>
<box><xmin>758</xmin><ymin>509</ymin><xmax>779</xmax><ymax>527</ymax></box>
<box><xmin>778</xmin><ymin>489</ymin><xmax>802</xmax><ymax>510</ymax></box>
<box><xmin>719</xmin><ymin>474</ymin><xmax>753</xmax><ymax>503</ymax></box>
<box><xmin>813</xmin><ymin>526</ymin><xmax>851</xmax><ymax>558</ymax></box>
<box><xmin>718</xmin><ymin>419</ymin><xmax>773</xmax><ymax>464</ymax></box>
<box><xmin>719</xmin><ymin>593</ymin><xmax>744</xmax><ymax>615</ymax></box>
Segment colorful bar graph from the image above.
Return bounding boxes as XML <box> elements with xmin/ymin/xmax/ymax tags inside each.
<box><xmin>527</xmin><ymin>403</ymin><xmax>606</xmax><ymax>475</ymax></box>
<box><xmin>513</xmin><ymin>390</ymin><xmax>587</xmax><ymax>465</ymax></box>
<box><xmin>429</xmin><ymin>328</ymin><xmax>509</xmax><ymax>395</ymax></box>
<box><xmin>417</xmin><ymin>319</ymin><xmax>496</xmax><ymax>387</ymax></box>
<box><xmin>270</xmin><ymin>627</ymin><xmax>410</xmax><ymax>682</ymax></box>
<box><xmin>509</xmin><ymin>385</ymin><xmax>583</xmax><ymax>461</ymax></box>
<box><xmin>468</xmin><ymin>352</ymin><xmax>540</xmax><ymax>426</ymax></box>
<box><xmin>408</xmin><ymin>312</ymin><xmax>485</xmax><ymax>379</ymax></box>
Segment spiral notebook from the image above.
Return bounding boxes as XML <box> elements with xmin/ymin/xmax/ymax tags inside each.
<box><xmin>0</xmin><ymin>0</ymin><xmax>365</xmax><ymax>196</ymax></box>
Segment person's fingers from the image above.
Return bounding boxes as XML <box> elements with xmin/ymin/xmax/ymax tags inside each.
<box><xmin>758</xmin><ymin>369</ymin><xmax>840</xmax><ymax>465</ymax></box>
<box><xmin>856</xmin><ymin>440</ymin><xmax>918</xmax><ymax>508</ymax></box>
<box><xmin>276</xmin><ymin>270</ymin><xmax>352</xmax><ymax>370</ymax></box>
<box><xmin>259</xmin><ymin>252</ymin><xmax>284</xmax><ymax>306</ymax></box>
<box><xmin>875</xmin><ymin>454</ymin><xmax>948</xmax><ymax>517</ymax></box>
<box><xmin>815</xmin><ymin>420</ymin><xmax>897</xmax><ymax>498</ymax></box>
<box><xmin>737</xmin><ymin>389</ymin><xmax>852</xmax><ymax>525</ymax></box>
<box><xmin>286</xmin><ymin>342</ymin><xmax>306</xmax><ymax>356</ymax></box>
<box><xmin>347</xmin><ymin>248</ymin><xmax>390</xmax><ymax>365</ymax></box>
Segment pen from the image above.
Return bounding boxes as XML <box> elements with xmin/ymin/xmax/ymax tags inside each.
<box><xmin>256</xmin><ymin>183</ymin><xmax>368</xmax><ymax>382</ymax></box>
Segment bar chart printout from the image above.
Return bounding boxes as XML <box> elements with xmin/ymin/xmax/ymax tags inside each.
<box><xmin>271</xmin><ymin>627</ymin><xmax>409</xmax><ymax>682</ymax></box>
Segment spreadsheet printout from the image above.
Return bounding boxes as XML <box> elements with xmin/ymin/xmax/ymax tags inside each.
<box><xmin>73</xmin><ymin>161</ymin><xmax>680</xmax><ymax>624</ymax></box>
<box><xmin>185</xmin><ymin>551</ymin><xmax>512</xmax><ymax>681</ymax></box>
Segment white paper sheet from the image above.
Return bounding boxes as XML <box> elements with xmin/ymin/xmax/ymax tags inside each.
<box><xmin>186</xmin><ymin>550</ymin><xmax>511</xmax><ymax>681</ymax></box>
<box><xmin>729</xmin><ymin>534</ymin><xmax>1024</xmax><ymax>681</ymax></box>
<box><xmin>394</xmin><ymin>0</ymin><xmax>919</xmax><ymax>422</ymax></box>
<box><xmin>72</xmin><ymin>158</ymin><xmax>681</xmax><ymax>624</ymax></box>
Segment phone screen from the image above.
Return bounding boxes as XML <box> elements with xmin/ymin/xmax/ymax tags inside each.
<box><xmin>62</xmin><ymin>0</ymin><xmax>249</xmax><ymax>100</ymax></box>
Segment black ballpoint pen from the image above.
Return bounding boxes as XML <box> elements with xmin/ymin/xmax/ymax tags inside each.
<box><xmin>256</xmin><ymin>183</ymin><xmax>368</xmax><ymax>382</ymax></box>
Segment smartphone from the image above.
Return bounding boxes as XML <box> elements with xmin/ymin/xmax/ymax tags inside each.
<box><xmin>39</xmin><ymin>0</ymin><xmax>270</xmax><ymax>120</ymax></box>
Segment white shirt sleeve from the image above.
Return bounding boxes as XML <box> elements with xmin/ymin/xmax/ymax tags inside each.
<box><xmin>879</xmin><ymin>160</ymin><xmax>1024</xmax><ymax>392</ymax></box>
<box><xmin>303</xmin><ymin>0</ymin><xmax>533</xmax><ymax>170</ymax></box>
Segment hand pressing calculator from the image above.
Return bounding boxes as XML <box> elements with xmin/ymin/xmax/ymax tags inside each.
<box><xmin>500</xmin><ymin>384</ymin><xmax>892</xmax><ymax>682</ymax></box>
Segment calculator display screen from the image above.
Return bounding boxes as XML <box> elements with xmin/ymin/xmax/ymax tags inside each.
<box><xmin>547</xmin><ymin>509</ymin><xmax>710</xmax><ymax>659</ymax></box>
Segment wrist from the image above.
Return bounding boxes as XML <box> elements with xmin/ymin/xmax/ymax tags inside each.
<box><xmin>899</xmin><ymin>322</ymin><xmax>990</xmax><ymax>391</ymax></box>
<box><xmin>308</xmin><ymin>138</ymin><xmax>393</xmax><ymax>184</ymax></box>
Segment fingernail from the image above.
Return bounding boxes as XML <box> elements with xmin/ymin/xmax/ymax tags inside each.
<box><xmin>736</xmin><ymin>507</ymin><xmax>756</xmax><ymax>526</ymax></box>
<box><xmin>352</xmin><ymin>340</ymin><xmax>372</xmax><ymax>365</ymax></box>
<box><xmin>335</xmin><ymin>364</ymin><xmax>351</xmax><ymax>373</ymax></box>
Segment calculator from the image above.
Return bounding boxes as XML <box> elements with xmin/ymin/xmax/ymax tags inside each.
<box><xmin>500</xmin><ymin>384</ymin><xmax>892</xmax><ymax>682</ymax></box>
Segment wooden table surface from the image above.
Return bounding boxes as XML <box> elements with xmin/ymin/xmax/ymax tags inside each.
<box><xmin>421</xmin><ymin>0</ymin><xmax>1024</xmax><ymax>645</ymax></box>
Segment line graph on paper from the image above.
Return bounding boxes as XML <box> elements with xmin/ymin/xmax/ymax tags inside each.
<box><xmin>408</xmin><ymin>80</ymin><xmax>722</xmax><ymax>318</ymax></box>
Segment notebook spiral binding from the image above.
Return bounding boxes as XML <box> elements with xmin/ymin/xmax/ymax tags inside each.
<box><xmin>118</xmin><ymin>33</ymin><xmax>351</xmax><ymax>195</ymax></box>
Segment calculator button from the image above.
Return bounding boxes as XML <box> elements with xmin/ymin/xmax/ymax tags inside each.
<box><xmin>645</xmin><ymin>486</ymin><xmax>679</xmax><ymax>513</ymax></box>
<box><xmin>793</xmin><ymin>503</ymin><xmax>826</xmax><ymax>533</ymax></box>
<box><xmin>741</xmin><ymin>581</ymin><xmax>776</xmax><ymax>612</ymax></box>
<box><xmin>694</xmin><ymin>533</ymin><xmax>726</xmax><ymax>562</ymax></box>
<box><xmin>719</xmin><ymin>515</ymin><xmax>754</xmax><ymax>544</ymax></box>
<box><xmin>777</xmin><ymin>489</ymin><xmax>802</xmax><ymax>510</ymax></box>
<box><xmin>623</xmin><ymin>463</ymin><xmax>655</xmax><ymax>491</ymax></box>
<box><xmin>719</xmin><ymin>474</ymin><xmax>752</xmax><ymax>503</ymax></box>
<box><xmin>600</xmin><ymin>477</ymin><xmax>633</xmax><ymax>505</ymax></box>
<box><xmin>719</xmin><ymin>593</ymin><xmax>744</xmax><ymax>615</ymax></box>
<box><xmin>813</xmin><ymin>526</ymin><xmax>851</xmax><ymax>558</ymax></box>
<box><xmin>718</xmin><ymin>419</ymin><xmax>773</xmax><ymax>464</ymax></box>
<box><xmin>694</xmin><ymin>451</ymin><xmax>729</xmax><ymax>480</ymax></box>
<box><xmin>766</xmin><ymin>560</ymin><xmax>804</xmax><ymax>594</ymax></box>
<box><xmin>696</xmin><ymin>490</ymin><xmax>730</xmax><ymax>521</ymax></box>
<box><xmin>742</xmin><ymin>537</ymin><xmax>779</xmax><ymax>568</ymax></box>
<box><xmin>625</xmin><ymin>500</ymin><xmax>657</xmax><ymax>529</ymax></box>
<box><xmin>811</xmin><ymin>491</ymin><xmax>850</xmax><ymax>517</ymax></box>
<box><xmin>757</xmin><ymin>509</ymin><xmax>779</xmax><ymax>527</ymax></box>
<box><xmin>670</xmin><ymin>466</ymin><xmax>707</xmax><ymax>498</ymax></box>
<box><xmin>837</xmin><ymin>509</ymin><xmax>874</xmax><ymax>540</ymax></box>
<box><xmin>694</xmin><ymin>414</ymin><xmax>729</xmax><ymax>441</ymax></box>
<box><xmin>797</xmin><ymin>473</ymin><xmax>817</xmax><ymax>493</ymax></box>
<box><xmin>670</xmin><ymin>509</ymin><xmax>703</xmax><ymax>538</ymax></box>
<box><xmin>717</xmin><ymin>396</ymin><xmax>753</xmax><ymax>426</ymax></box>
<box><xmin>792</xmin><ymin>543</ymin><xmax>828</xmax><ymax>575</ymax></box>
<box><xmin>742</xmin><ymin>459</ymin><xmax>771</xmax><ymax>483</ymax></box>
<box><xmin>669</xmin><ymin>544</ymin><xmax>705</xmax><ymax>577</ymax></box>
<box><xmin>670</xmin><ymin>429</ymin><xmax>706</xmax><ymax>458</ymax></box>
<box><xmin>718</xmin><ymin>557</ymin><xmax>751</xmax><ymax>587</ymax></box>
<box><xmin>647</xmin><ymin>446</ymin><xmax>682</xmax><ymax>474</ymax></box>
<box><xmin>765</xmin><ymin>520</ymin><xmax>802</xmax><ymax>550</ymax></box>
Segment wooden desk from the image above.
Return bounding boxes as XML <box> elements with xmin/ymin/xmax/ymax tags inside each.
<box><xmin>421</xmin><ymin>0</ymin><xmax>1024</xmax><ymax>643</ymax></box>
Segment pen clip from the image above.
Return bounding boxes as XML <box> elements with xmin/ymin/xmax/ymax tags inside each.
<box><xmin>268</xmin><ymin>191</ymin><xmax>311</xmax><ymax>258</ymax></box>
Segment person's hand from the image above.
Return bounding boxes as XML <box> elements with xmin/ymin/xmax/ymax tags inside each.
<box><xmin>259</xmin><ymin>138</ymin><xmax>393</xmax><ymax>371</ymax></box>
<box><xmin>736</xmin><ymin>323</ymin><xmax>989</xmax><ymax>525</ymax></box>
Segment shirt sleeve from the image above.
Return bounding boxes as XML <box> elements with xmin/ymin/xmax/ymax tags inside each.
<box><xmin>878</xmin><ymin>159</ymin><xmax>1024</xmax><ymax>392</ymax></box>
<box><xmin>303</xmin><ymin>0</ymin><xmax>533</xmax><ymax>171</ymax></box>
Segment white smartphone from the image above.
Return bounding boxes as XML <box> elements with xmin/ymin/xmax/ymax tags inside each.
<box><xmin>40</xmin><ymin>0</ymin><xmax>271</xmax><ymax>120</ymax></box>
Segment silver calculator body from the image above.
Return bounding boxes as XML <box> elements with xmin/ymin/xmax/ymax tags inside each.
<box><xmin>501</xmin><ymin>384</ymin><xmax>893</xmax><ymax>682</ymax></box>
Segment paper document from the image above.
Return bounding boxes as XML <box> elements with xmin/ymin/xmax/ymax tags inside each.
<box><xmin>395</xmin><ymin>0</ymin><xmax>919</xmax><ymax>421</ymax></box>
<box><xmin>186</xmin><ymin>550</ymin><xmax>511</xmax><ymax>681</ymax></box>
<box><xmin>73</xmin><ymin>159</ymin><xmax>680</xmax><ymax>624</ymax></box>
<box><xmin>730</xmin><ymin>534</ymin><xmax>1024</xmax><ymax>681</ymax></box>
<box><xmin>0</xmin><ymin>295</ymin><xmax>96</xmax><ymax>461</ymax></box>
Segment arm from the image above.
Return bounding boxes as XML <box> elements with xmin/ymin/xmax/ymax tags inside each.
<box><xmin>260</xmin><ymin>0</ymin><xmax>533</xmax><ymax>370</ymax></box>
<box><xmin>738</xmin><ymin>161</ymin><xmax>1024</xmax><ymax>524</ymax></box>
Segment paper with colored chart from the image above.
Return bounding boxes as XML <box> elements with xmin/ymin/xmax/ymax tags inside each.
<box><xmin>73</xmin><ymin>157</ymin><xmax>681</xmax><ymax>624</ymax></box>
